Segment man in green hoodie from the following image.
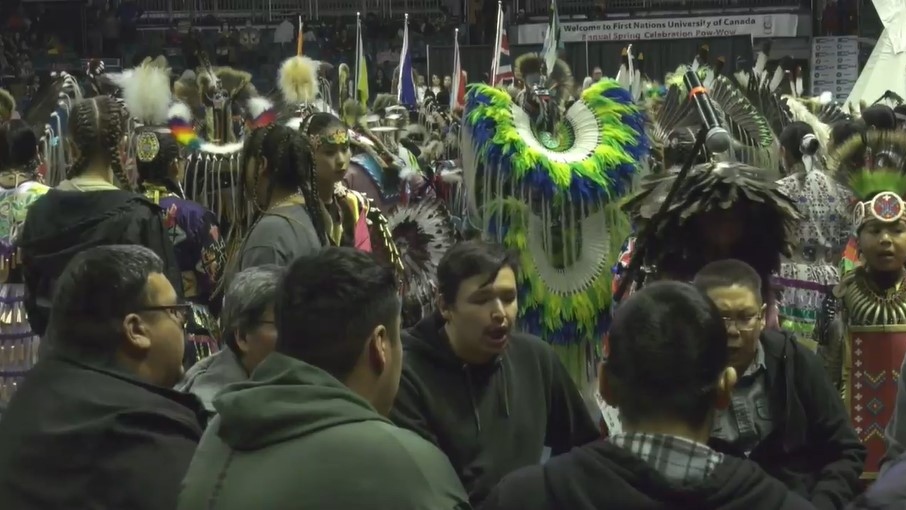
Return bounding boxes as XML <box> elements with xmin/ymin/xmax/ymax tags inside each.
<box><xmin>177</xmin><ymin>247</ymin><xmax>471</xmax><ymax>510</ymax></box>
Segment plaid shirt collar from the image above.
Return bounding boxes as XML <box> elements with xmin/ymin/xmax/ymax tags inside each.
<box><xmin>611</xmin><ymin>432</ymin><xmax>723</xmax><ymax>486</ymax></box>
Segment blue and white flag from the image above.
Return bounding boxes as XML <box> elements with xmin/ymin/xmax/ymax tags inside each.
<box><xmin>397</xmin><ymin>14</ymin><xmax>417</xmax><ymax>107</ymax></box>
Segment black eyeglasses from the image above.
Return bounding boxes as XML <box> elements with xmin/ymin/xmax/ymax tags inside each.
<box><xmin>138</xmin><ymin>303</ymin><xmax>193</xmax><ymax>328</ymax></box>
<box><xmin>721</xmin><ymin>313</ymin><xmax>761</xmax><ymax>332</ymax></box>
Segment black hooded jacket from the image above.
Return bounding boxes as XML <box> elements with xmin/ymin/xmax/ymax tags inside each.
<box><xmin>479</xmin><ymin>439</ymin><xmax>816</xmax><ymax>510</ymax></box>
<box><xmin>708</xmin><ymin>329</ymin><xmax>864</xmax><ymax>510</ymax></box>
<box><xmin>390</xmin><ymin>312</ymin><xmax>599</xmax><ymax>506</ymax></box>
<box><xmin>18</xmin><ymin>188</ymin><xmax>182</xmax><ymax>336</ymax></box>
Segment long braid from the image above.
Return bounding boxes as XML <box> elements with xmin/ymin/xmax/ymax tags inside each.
<box><xmin>66</xmin><ymin>99</ymin><xmax>100</xmax><ymax>179</ymax></box>
<box><xmin>220</xmin><ymin>126</ymin><xmax>272</xmax><ymax>290</ymax></box>
<box><xmin>302</xmin><ymin>145</ymin><xmax>329</xmax><ymax>246</ymax></box>
<box><xmin>101</xmin><ymin>97</ymin><xmax>130</xmax><ymax>190</ymax></box>
<box><xmin>262</xmin><ymin>128</ymin><xmax>292</xmax><ymax>211</ymax></box>
<box><xmin>300</xmin><ymin>112</ymin><xmax>335</xmax><ymax>246</ymax></box>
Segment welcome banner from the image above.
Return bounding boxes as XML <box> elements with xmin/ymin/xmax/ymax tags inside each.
<box><xmin>516</xmin><ymin>13</ymin><xmax>799</xmax><ymax>44</ymax></box>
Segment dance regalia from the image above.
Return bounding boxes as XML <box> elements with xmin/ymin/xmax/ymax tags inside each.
<box><xmin>0</xmin><ymin>179</ymin><xmax>48</xmax><ymax>403</ymax></box>
<box><xmin>612</xmin><ymin>67</ymin><xmax>799</xmax><ymax>308</ymax></box>
<box><xmin>106</xmin><ymin>58</ymin><xmax>233</xmax><ymax>364</ymax></box>
<box><xmin>775</xmin><ymin>165</ymin><xmax>852</xmax><ymax>350</ymax></box>
<box><xmin>143</xmin><ymin>185</ymin><xmax>225</xmax><ymax>364</ymax></box>
<box><xmin>461</xmin><ymin>53</ymin><xmax>648</xmax><ymax>380</ymax></box>
<box><xmin>831</xmin><ymin>131</ymin><xmax>906</xmax><ymax>478</ymax></box>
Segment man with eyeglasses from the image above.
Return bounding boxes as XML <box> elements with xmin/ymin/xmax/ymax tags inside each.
<box><xmin>694</xmin><ymin>259</ymin><xmax>864</xmax><ymax>510</ymax></box>
<box><xmin>178</xmin><ymin>265</ymin><xmax>282</xmax><ymax>415</ymax></box>
<box><xmin>0</xmin><ymin>245</ymin><xmax>205</xmax><ymax>510</ymax></box>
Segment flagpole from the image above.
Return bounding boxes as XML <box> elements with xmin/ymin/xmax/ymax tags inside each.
<box><xmin>354</xmin><ymin>12</ymin><xmax>360</xmax><ymax>102</ymax></box>
<box><xmin>452</xmin><ymin>27</ymin><xmax>459</xmax><ymax>110</ymax></box>
<box><xmin>398</xmin><ymin>13</ymin><xmax>408</xmax><ymax>102</ymax></box>
<box><xmin>491</xmin><ymin>0</ymin><xmax>502</xmax><ymax>85</ymax></box>
<box><xmin>426</xmin><ymin>44</ymin><xmax>430</xmax><ymax>99</ymax></box>
<box><xmin>297</xmin><ymin>15</ymin><xmax>303</xmax><ymax>56</ymax></box>
<box><xmin>584</xmin><ymin>37</ymin><xmax>589</xmax><ymax>78</ymax></box>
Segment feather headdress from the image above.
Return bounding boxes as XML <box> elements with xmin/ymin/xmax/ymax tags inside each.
<box><xmin>0</xmin><ymin>88</ymin><xmax>15</xmax><ymax>122</ymax></box>
<box><xmin>120</xmin><ymin>58</ymin><xmax>173</xmax><ymax>126</ymax></box>
<box><xmin>832</xmin><ymin>131</ymin><xmax>906</xmax><ymax>230</ymax></box>
<box><xmin>707</xmin><ymin>75</ymin><xmax>779</xmax><ymax>170</ymax></box>
<box><xmin>514</xmin><ymin>53</ymin><xmax>574</xmax><ymax>98</ymax></box>
<box><xmin>388</xmin><ymin>199</ymin><xmax>456</xmax><ymax>327</ymax></box>
<box><xmin>622</xmin><ymin>161</ymin><xmax>800</xmax><ymax>282</ymax></box>
<box><xmin>279</xmin><ymin>55</ymin><xmax>320</xmax><ymax>104</ymax></box>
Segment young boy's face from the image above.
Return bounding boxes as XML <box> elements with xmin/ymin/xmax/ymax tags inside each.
<box><xmin>704</xmin><ymin>284</ymin><xmax>765</xmax><ymax>376</ymax></box>
<box><xmin>859</xmin><ymin>219</ymin><xmax>906</xmax><ymax>274</ymax></box>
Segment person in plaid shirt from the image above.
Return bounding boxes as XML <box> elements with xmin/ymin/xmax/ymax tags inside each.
<box><xmin>480</xmin><ymin>281</ymin><xmax>812</xmax><ymax>510</ymax></box>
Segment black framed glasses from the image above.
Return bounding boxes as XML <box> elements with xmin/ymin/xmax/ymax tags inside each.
<box><xmin>138</xmin><ymin>303</ymin><xmax>193</xmax><ymax>328</ymax></box>
<box><xmin>721</xmin><ymin>313</ymin><xmax>761</xmax><ymax>332</ymax></box>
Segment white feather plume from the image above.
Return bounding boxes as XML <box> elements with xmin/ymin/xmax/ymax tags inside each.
<box><xmin>246</xmin><ymin>96</ymin><xmax>273</xmax><ymax>119</ymax></box>
<box><xmin>122</xmin><ymin>64</ymin><xmax>172</xmax><ymax>125</ymax></box>
<box><xmin>819</xmin><ymin>91</ymin><xmax>833</xmax><ymax>105</ymax></box>
<box><xmin>105</xmin><ymin>70</ymin><xmax>134</xmax><ymax>89</ymax></box>
<box><xmin>167</xmin><ymin>102</ymin><xmax>192</xmax><ymax>123</ymax></box>
<box><xmin>754</xmin><ymin>51</ymin><xmax>769</xmax><ymax>76</ymax></box>
<box><xmin>279</xmin><ymin>56</ymin><xmax>320</xmax><ymax>104</ymax></box>
<box><xmin>783</xmin><ymin>96</ymin><xmax>831</xmax><ymax>149</ymax></box>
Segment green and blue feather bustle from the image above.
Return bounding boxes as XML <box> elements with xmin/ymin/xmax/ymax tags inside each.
<box><xmin>461</xmin><ymin>79</ymin><xmax>648</xmax><ymax>356</ymax></box>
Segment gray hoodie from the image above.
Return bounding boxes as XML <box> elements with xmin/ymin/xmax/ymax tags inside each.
<box><xmin>176</xmin><ymin>349</ymin><xmax>247</xmax><ymax>415</ymax></box>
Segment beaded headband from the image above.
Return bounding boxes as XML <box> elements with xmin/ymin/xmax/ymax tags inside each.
<box><xmin>310</xmin><ymin>128</ymin><xmax>349</xmax><ymax>150</ymax></box>
<box><xmin>853</xmin><ymin>191</ymin><xmax>906</xmax><ymax>230</ymax></box>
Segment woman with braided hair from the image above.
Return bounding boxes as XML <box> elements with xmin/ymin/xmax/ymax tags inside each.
<box><xmin>225</xmin><ymin>114</ymin><xmax>399</xmax><ymax>283</ymax></box>
<box><xmin>135</xmin><ymin>128</ymin><xmax>226</xmax><ymax>364</ymax></box>
<box><xmin>17</xmin><ymin>96</ymin><xmax>182</xmax><ymax>339</ymax></box>
<box><xmin>302</xmin><ymin>112</ymin><xmax>400</xmax><ymax>271</ymax></box>
<box><xmin>224</xmin><ymin>123</ymin><xmax>322</xmax><ymax>285</ymax></box>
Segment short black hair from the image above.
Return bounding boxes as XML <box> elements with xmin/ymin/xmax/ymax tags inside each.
<box><xmin>861</xmin><ymin>104</ymin><xmax>897</xmax><ymax>131</ymax></box>
<box><xmin>0</xmin><ymin>119</ymin><xmax>38</xmax><ymax>169</ymax></box>
<box><xmin>276</xmin><ymin>247</ymin><xmax>400</xmax><ymax>380</ymax></box>
<box><xmin>48</xmin><ymin>245</ymin><xmax>164</xmax><ymax>356</ymax></box>
<box><xmin>692</xmin><ymin>258</ymin><xmax>763</xmax><ymax>302</ymax></box>
<box><xmin>606</xmin><ymin>281</ymin><xmax>728</xmax><ymax>427</ymax></box>
<box><xmin>437</xmin><ymin>240</ymin><xmax>519</xmax><ymax>304</ymax></box>
<box><xmin>830</xmin><ymin>119</ymin><xmax>864</xmax><ymax>148</ymax></box>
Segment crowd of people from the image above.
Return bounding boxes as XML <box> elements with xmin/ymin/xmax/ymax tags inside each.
<box><xmin>0</xmin><ymin>15</ymin><xmax>905</xmax><ymax>510</ymax></box>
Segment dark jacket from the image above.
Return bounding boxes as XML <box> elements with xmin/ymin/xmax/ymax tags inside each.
<box><xmin>480</xmin><ymin>439</ymin><xmax>816</xmax><ymax>510</ymax></box>
<box><xmin>709</xmin><ymin>329</ymin><xmax>865</xmax><ymax>510</ymax></box>
<box><xmin>848</xmin><ymin>452</ymin><xmax>906</xmax><ymax>510</ymax></box>
<box><xmin>0</xmin><ymin>353</ymin><xmax>205</xmax><ymax>510</ymax></box>
<box><xmin>177</xmin><ymin>353</ymin><xmax>471</xmax><ymax>510</ymax></box>
<box><xmin>391</xmin><ymin>312</ymin><xmax>599</xmax><ymax>506</ymax></box>
<box><xmin>18</xmin><ymin>188</ymin><xmax>182</xmax><ymax>337</ymax></box>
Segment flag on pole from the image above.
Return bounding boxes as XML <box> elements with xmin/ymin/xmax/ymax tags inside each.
<box><xmin>450</xmin><ymin>28</ymin><xmax>466</xmax><ymax>110</ymax></box>
<box><xmin>541</xmin><ymin>0</ymin><xmax>562</xmax><ymax>75</ymax></box>
<box><xmin>490</xmin><ymin>3</ymin><xmax>512</xmax><ymax>86</ymax></box>
<box><xmin>355</xmin><ymin>14</ymin><xmax>369</xmax><ymax>107</ymax></box>
<box><xmin>296</xmin><ymin>16</ymin><xmax>303</xmax><ymax>56</ymax></box>
<box><xmin>397</xmin><ymin>14</ymin><xmax>417</xmax><ymax>106</ymax></box>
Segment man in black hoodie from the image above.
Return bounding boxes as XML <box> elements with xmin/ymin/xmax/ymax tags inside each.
<box><xmin>480</xmin><ymin>281</ymin><xmax>813</xmax><ymax>510</ymax></box>
<box><xmin>391</xmin><ymin>240</ymin><xmax>599</xmax><ymax>506</ymax></box>
<box><xmin>0</xmin><ymin>245</ymin><xmax>205</xmax><ymax>510</ymax></box>
<box><xmin>693</xmin><ymin>260</ymin><xmax>864</xmax><ymax>510</ymax></box>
